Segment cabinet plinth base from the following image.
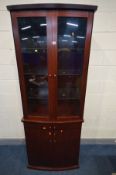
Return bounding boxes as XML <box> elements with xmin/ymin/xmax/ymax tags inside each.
<box><xmin>28</xmin><ymin>164</ymin><xmax>79</xmax><ymax>171</ymax></box>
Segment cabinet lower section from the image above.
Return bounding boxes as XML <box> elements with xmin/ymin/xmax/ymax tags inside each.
<box><xmin>23</xmin><ymin>120</ymin><xmax>82</xmax><ymax>170</ymax></box>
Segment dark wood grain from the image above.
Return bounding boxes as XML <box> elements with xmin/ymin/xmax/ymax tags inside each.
<box><xmin>8</xmin><ymin>4</ymin><xmax>97</xmax><ymax>170</ymax></box>
<box><xmin>7</xmin><ymin>3</ymin><xmax>97</xmax><ymax>12</ymax></box>
<box><xmin>47</xmin><ymin>12</ymin><xmax>58</xmax><ymax>119</ymax></box>
<box><xmin>28</xmin><ymin>164</ymin><xmax>79</xmax><ymax>171</ymax></box>
<box><xmin>24</xmin><ymin>121</ymin><xmax>82</xmax><ymax>169</ymax></box>
<box><xmin>52</xmin><ymin>122</ymin><xmax>82</xmax><ymax>167</ymax></box>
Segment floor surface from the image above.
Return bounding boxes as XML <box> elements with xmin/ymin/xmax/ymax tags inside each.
<box><xmin>0</xmin><ymin>144</ymin><xmax>116</xmax><ymax>175</ymax></box>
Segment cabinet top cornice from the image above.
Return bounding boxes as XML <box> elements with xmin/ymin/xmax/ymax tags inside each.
<box><xmin>7</xmin><ymin>3</ymin><xmax>97</xmax><ymax>12</ymax></box>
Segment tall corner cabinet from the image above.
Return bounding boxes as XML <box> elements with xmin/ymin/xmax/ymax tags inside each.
<box><xmin>7</xmin><ymin>3</ymin><xmax>97</xmax><ymax>170</ymax></box>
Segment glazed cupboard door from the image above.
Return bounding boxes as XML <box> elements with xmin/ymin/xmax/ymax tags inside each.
<box><xmin>11</xmin><ymin>11</ymin><xmax>93</xmax><ymax>120</ymax></box>
<box><xmin>11</xmin><ymin>12</ymin><xmax>55</xmax><ymax>118</ymax></box>
<box><xmin>54</xmin><ymin>11</ymin><xmax>93</xmax><ymax>119</ymax></box>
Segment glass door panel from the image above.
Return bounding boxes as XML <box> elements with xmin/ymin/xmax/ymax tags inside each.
<box><xmin>57</xmin><ymin>17</ymin><xmax>87</xmax><ymax>116</ymax></box>
<box><xmin>18</xmin><ymin>17</ymin><xmax>48</xmax><ymax>116</ymax></box>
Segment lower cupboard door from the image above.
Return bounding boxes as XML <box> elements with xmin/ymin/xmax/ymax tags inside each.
<box><xmin>27</xmin><ymin>139</ymin><xmax>53</xmax><ymax>168</ymax></box>
<box><xmin>24</xmin><ymin>122</ymin><xmax>81</xmax><ymax>169</ymax></box>
<box><xmin>52</xmin><ymin>123</ymin><xmax>82</xmax><ymax>168</ymax></box>
<box><xmin>52</xmin><ymin>139</ymin><xmax>80</xmax><ymax>167</ymax></box>
<box><xmin>24</xmin><ymin>122</ymin><xmax>53</xmax><ymax>168</ymax></box>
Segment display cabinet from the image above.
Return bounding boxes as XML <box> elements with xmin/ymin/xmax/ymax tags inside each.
<box><xmin>7</xmin><ymin>4</ymin><xmax>97</xmax><ymax>170</ymax></box>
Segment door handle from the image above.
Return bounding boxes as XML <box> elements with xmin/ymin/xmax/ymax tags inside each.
<box><xmin>48</xmin><ymin>74</ymin><xmax>57</xmax><ymax>77</ymax></box>
<box><xmin>48</xmin><ymin>74</ymin><xmax>52</xmax><ymax>77</ymax></box>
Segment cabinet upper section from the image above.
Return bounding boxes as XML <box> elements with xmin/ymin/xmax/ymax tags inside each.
<box><xmin>7</xmin><ymin>3</ymin><xmax>97</xmax><ymax>121</ymax></box>
<box><xmin>7</xmin><ymin>3</ymin><xmax>97</xmax><ymax>12</ymax></box>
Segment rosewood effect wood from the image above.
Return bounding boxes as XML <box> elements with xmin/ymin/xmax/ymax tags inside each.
<box><xmin>7</xmin><ymin>3</ymin><xmax>97</xmax><ymax>11</ymax></box>
<box><xmin>7</xmin><ymin>4</ymin><xmax>97</xmax><ymax>170</ymax></box>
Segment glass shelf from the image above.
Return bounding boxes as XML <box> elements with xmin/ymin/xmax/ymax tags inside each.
<box><xmin>58</xmin><ymin>73</ymin><xmax>81</xmax><ymax>76</ymax></box>
<box><xmin>24</xmin><ymin>68</ymin><xmax>48</xmax><ymax>75</ymax></box>
<box><xmin>58</xmin><ymin>98</ymin><xmax>80</xmax><ymax>100</ymax></box>
<box><xmin>58</xmin><ymin>87</ymin><xmax>80</xmax><ymax>99</ymax></box>
<box><xmin>22</xmin><ymin>47</ymin><xmax>47</xmax><ymax>50</ymax></box>
<box><xmin>58</xmin><ymin>69</ymin><xmax>82</xmax><ymax>75</ymax></box>
<box><xmin>29</xmin><ymin>97</ymin><xmax>48</xmax><ymax>100</ymax></box>
<box><xmin>24</xmin><ymin>72</ymin><xmax>48</xmax><ymax>76</ymax></box>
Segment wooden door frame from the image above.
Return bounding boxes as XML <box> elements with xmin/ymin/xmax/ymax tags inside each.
<box><xmin>51</xmin><ymin>11</ymin><xmax>94</xmax><ymax>120</ymax></box>
<box><xmin>11</xmin><ymin>11</ymin><xmax>53</xmax><ymax>120</ymax></box>
<box><xmin>10</xmin><ymin>10</ymin><xmax>94</xmax><ymax>121</ymax></box>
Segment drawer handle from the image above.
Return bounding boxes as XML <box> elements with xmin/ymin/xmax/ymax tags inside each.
<box><xmin>48</xmin><ymin>74</ymin><xmax>52</xmax><ymax>77</ymax></box>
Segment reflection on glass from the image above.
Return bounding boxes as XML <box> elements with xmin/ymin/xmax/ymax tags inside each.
<box><xmin>57</xmin><ymin>17</ymin><xmax>87</xmax><ymax>116</ymax></box>
<box><xmin>18</xmin><ymin>17</ymin><xmax>48</xmax><ymax>116</ymax></box>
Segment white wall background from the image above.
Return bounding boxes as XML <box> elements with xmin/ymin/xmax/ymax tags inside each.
<box><xmin>0</xmin><ymin>0</ymin><xmax>116</xmax><ymax>139</ymax></box>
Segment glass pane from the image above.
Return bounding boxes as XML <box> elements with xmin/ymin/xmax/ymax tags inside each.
<box><xmin>57</xmin><ymin>17</ymin><xmax>87</xmax><ymax>116</ymax></box>
<box><xmin>18</xmin><ymin>17</ymin><xmax>48</xmax><ymax>116</ymax></box>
